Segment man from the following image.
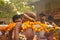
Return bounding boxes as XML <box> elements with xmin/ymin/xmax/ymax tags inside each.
<box><xmin>47</xmin><ymin>15</ymin><xmax>55</xmax><ymax>26</ymax></box>
<box><xmin>39</xmin><ymin>13</ymin><xmax>47</xmax><ymax>24</ymax></box>
<box><xmin>38</xmin><ymin>13</ymin><xmax>48</xmax><ymax>40</ymax></box>
<box><xmin>46</xmin><ymin>15</ymin><xmax>59</xmax><ymax>40</ymax></box>
<box><xmin>8</xmin><ymin>14</ymin><xmax>23</xmax><ymax>40</ymax></box>
<box><xmin>22</xmin><ymin>12</ymin><xmax>36</xmax><ymax>40</ymax></box>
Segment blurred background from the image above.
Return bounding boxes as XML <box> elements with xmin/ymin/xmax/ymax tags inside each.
<box><xmin>0</xmin><ymin>0</ymin><xmax>60</xmax><ymax>26</ymax></box>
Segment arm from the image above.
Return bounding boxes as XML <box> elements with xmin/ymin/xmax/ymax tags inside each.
<box><xmin>14</xmin><ymin>22</ymin><xmax>22</xmax><ymax>40</ymax></box>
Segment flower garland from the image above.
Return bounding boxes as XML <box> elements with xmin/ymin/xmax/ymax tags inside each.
<box><xmin>0</xmin><ymin>23</ymin><xmax>16</xmax><ymax>31</ymax></box>
<box><xmin>21</xmin><ymin>21</ymin><xmax>50</xmax><ymax>32</ymax></box>
<box><xmin>5</xmin><ymin>23</ymin><xmax>16</xmax><ymax>31</ymax></box>
<box><xmin>0</xmin><ymin>26</ymin><xmax>8</xmax><ymax>31</ymax></box>
<box><xmin>0</xmin><ymin>21</ymin><xmax>59</xmax><ymax>33</ymax></box>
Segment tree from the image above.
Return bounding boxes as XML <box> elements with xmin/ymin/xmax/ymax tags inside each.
<box><xmin>0</xmin><ymin>0</ymin><xmax>35</xmax><ymax>18</ymax></box>
<box><xmin>10</xmin><ymin>0</ymin><xmax>35</xmax><ymax>13</ymax></box>
<box><xmin>0</xmin><ymin>0</ymin><xmax>17</xmax><ymax>18</ymax></box>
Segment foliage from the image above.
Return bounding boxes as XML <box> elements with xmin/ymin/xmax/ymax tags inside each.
<box><xmin>10</xmin><ymin>0</ymin><xmax>35</xmax><ymax>13</ymax></box>
<box><xmin>0</xmin><ymin>0</ymin><xmax>35</xmax><ymax>18</ymax></box>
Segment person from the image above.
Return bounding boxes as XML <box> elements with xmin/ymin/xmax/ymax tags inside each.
<box><xmin>0</xmin><ymin>21</ymin><xmax>8</xmax><ymax>40</ymax></box>
<box><xmin>12</xmin><ymin>14</ymin><xmax>23</xmax><ymax>40</ymax></box>
<box><xmin>38</xmin><ymin>13</ymin><xmax>47</xmax><ymax>24</ymax></box>
<box><xmin>38</xmin><ymin>13</ymin><xmax>48</xmax><ymax>40</ymax></box>
<box><xmin>0</xmin><ymin>21</ymin><xmax>4</xmax><ymax>24</ymax></box>
<box><xmin>7</xmin><ymin>14</ymin><xmax>23</xmax><ymax>40</ymax></box>
<box><xmin>46</xmin><ymin>15</ymin><xmax>59</xmax><ymax>40</ymax></box>
<box><xmin>22</xmin><ymin>12</ymin><xmax>37</xmax><ymax>40</ymax></box>
<box><xmin>0</xmin><ymin>14</ymin><xmax>23</xmax><ymax>40</ymax></box>
<box><xmin>22</xmin><ymin>12</ymin><xmax>36</xmax><ymax>22</ymax></box>
<box><xmin>0</xmin><ymin>31</ymin><xmax>6</xmax><ymax>40</ymax></box>
<box><xmin>47</xmin><ymin>16</ymin><xmax>55</xmax><ymax>26</ymax></box>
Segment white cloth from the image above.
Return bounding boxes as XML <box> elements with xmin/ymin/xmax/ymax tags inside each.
<box><xmin>40</xmin><ymin>30</ymin><xmax>45</xmax><ymax>38</ymax></box>
<box><xmin>47</xmin><ymin>25</ymin><xmax>53</xmax><ymax>27</ymax></box>
<box><xmin>46</xmin><ymin>22</ymin><xmax>55</xmax><ymax>28</ymax></box>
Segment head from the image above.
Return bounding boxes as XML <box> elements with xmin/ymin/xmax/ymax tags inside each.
<box><xmin>0</xmin><ymin>21</ymin><xmax>4</xmax><ymax>24</ymax></box>
<box><xmin>12</xmin><ymin>14</ymin><xmax>23</xmax><ymax>23</ymax></box>
<box><xmin>39</xmin><ymin>13</ymin><xmax>46</xmax><ymax>21</ymax></box>
<box><xmin>22</xmin><ymin>12</ymin><xmax>36</xmax><ymax>22</ymax></box>
<box><xmin>47</xmin><ymin>15</ymin><xmax>54</xmax><ymax>22</ymax></box>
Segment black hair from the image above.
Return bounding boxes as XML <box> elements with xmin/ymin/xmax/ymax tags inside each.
<box><xmin>0</xmin><ymin>21</ymin><xmax>4</xmax><ymax>24</ymax></box>
<box><xmin>12</xmin><ymin>14</ymin><xmax>23</xmax><ymax>22</ymax></box>
<box><xmin>39</xmin><ymin>13</ymin><xmax>46</xmax><ymax>17</ymax></box>
<box><xmin>48</xmin><ymin>15</ymin><xmax>54</xmax><ymax>20</ymax></box>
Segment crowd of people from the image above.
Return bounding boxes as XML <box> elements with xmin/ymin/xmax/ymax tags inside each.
<box><xmin>0</xmin><ymin>12</ymin><xmax>59</xmax><ymax>40</ymax></box>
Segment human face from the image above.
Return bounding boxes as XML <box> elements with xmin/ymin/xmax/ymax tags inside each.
<box><xmin>22</xmin><ymin>16</ymin><xmax>29</xmax><ymax>22</ymax></box>
<box><xmin>39</xmin><ymin>16</ymin><xmax>46</xmax><ymax>20</ymax></box>
<box><xmin>15</xmin><ymin>18</ymin><xmax>22</xmax><ymax>22</ymax></box>
<box><xmin>41</xmin><ymin>16</ymin><xmax>46</xmax><ymax>20</ymax></box>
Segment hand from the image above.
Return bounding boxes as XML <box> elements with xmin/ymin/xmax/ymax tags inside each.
<box><xmin>16</xmin><ymin>22</ymin><xmax>22</xmax><ymax>27</ymax></box>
